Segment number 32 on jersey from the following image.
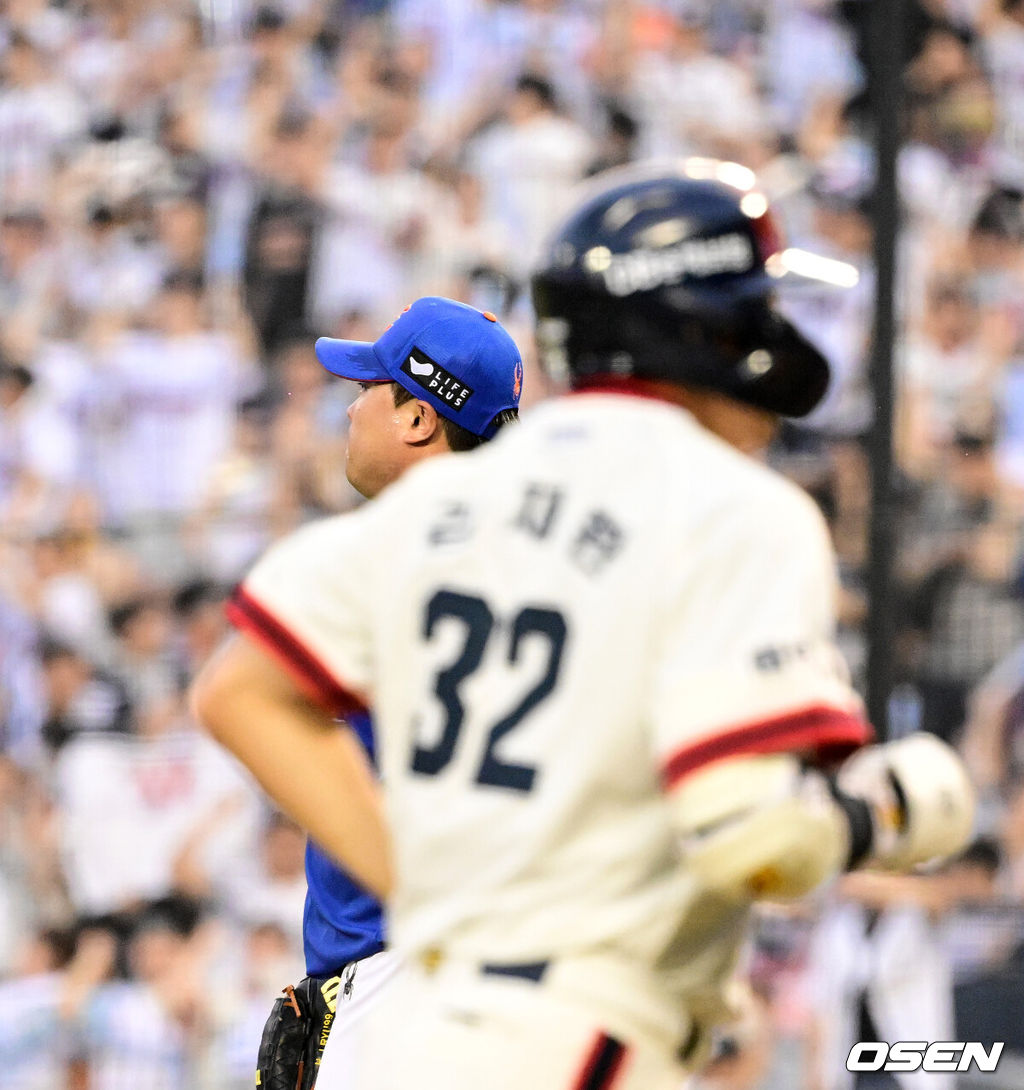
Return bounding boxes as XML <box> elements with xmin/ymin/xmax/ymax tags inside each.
<box><xmin>410</xmin><ymin>589</ymin><xmax>568</xmax><ymax>794</ymax></box>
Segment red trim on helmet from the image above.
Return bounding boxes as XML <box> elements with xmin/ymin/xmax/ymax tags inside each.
<box><xmin>226</xmin><ymin>587</ymin><xmax>369</xmax><ymax>718</ymax></box>
<box><xmin>750</xmin><ymin>208</ymin><xmax>783</xmax><ymax>263</ymax></box>
<box><xmin>661</xmin><ymin>704</ymin><xmax>872</xmax><ymax>789</ymax></box>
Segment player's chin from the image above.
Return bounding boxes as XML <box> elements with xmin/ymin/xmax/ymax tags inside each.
<box><xmin>345</xmin><ymin>452</ymin><xmax>390</xmax><ymax>500</ymax></box>
<box><xmin>344</xmin><ymin>452</ymin><xmax>370</xmax><ymax>499</ymax></box>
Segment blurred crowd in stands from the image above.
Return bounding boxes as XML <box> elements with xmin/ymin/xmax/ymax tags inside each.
<box><xmin>3</xmin><ymin>0</ymin><xmax>1024</xmax><ymax>1086</ymax></box>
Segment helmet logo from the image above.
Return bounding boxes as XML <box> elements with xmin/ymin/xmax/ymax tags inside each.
<box><xmin>594</xmin><ymin>233</ymin><xmax>754</xmax><ymax>296</ymax></box>
<box><xmin>513</xmin><ymin>359</ymin><xmax>523</xmax><ymax>399</ymax></box>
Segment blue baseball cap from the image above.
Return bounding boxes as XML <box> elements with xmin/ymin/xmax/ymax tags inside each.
<box><xmin>315</xmin><ymin>297</ymin><xmax>523</xmax><ymax>438</ymax></box>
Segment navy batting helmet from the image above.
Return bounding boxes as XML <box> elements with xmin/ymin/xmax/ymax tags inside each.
<box><xmin>531</xmin><ymin>159</ymin><xmax>856</xmax><ymax>417</ymax></box>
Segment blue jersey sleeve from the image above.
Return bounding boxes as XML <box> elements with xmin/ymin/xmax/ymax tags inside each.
<box><xmin>302</xmin><ymin>711</ymin><xmax>385</xmax><ymax>974</ymax></box>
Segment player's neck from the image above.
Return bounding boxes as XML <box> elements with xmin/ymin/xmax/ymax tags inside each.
<box><xmin>571</xmin><ymin>377</ymin><xmax>779</xmax><ymax>454</ymax></box>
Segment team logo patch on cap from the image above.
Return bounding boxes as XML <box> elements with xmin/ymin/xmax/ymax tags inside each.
<box><xmin>401</xmin><ymin>347</ymin><xmax>474</xmax><ymax>410</ymax></box>
<box><xmin>513</xmin><ymin>359</ymin><xmax>523</xmax><ymax>400</ymax></box>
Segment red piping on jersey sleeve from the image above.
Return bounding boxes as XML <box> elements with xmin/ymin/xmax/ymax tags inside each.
<box><xmin>660</xmin><ymin>704</ymin><xmax>873</xmax><ymax>790</ymax></box>
<box><xmin>226</xmin><ymin>586</ymin><xmax>369</xmax><ymax>719</ymax></box>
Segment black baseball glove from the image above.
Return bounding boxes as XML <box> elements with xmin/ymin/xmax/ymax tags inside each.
<box><xmin>256</xmin><ymin>975</ymin><xmax>343</xmax><ymax>1090</ymax></box>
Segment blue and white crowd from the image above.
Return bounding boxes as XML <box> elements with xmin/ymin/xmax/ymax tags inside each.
<box><xmin>3</xmin><ymin>1</ymin><xmax>1024</xmax><ymax>1087</ymax></box>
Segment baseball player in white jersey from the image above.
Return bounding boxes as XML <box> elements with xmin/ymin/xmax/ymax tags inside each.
<box><xmin>193</xmin><ymin>160</ymin><xmax>975</xmax><ymax>1090</ymax></box>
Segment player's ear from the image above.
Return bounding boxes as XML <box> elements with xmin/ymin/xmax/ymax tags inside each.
<box><xmin>401</xmin><ymin>398</ymin><xmax>442</xmax><ymax>446</ymax></box>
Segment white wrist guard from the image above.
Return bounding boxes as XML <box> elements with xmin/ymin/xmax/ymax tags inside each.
<box><xmin>672</xmin><ymin>754</ymin><xmax>849</xmax><ymax>902</ymax></box>
<box><xmin>836</xmin><ymin>732</ymin><xmax>976</xmax><ymax>871</ymax></box>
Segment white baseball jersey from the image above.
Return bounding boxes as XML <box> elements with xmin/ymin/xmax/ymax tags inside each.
<box><xmin>228</xmin><ymin>392</ymin><xmax>870</xmax><ymax>1036</ymax></box>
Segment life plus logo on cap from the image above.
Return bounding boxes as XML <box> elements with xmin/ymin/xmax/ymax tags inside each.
<box><xmin>400</xmin><ymin>347</ymin><xmax>475</xmax><ymax>410</ymax></box>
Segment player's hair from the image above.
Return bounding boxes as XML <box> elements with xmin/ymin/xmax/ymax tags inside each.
<box><xmin>391</xmin><ymin>384</ymin><xmax>518</xmax><ymax>451</ymax></box>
